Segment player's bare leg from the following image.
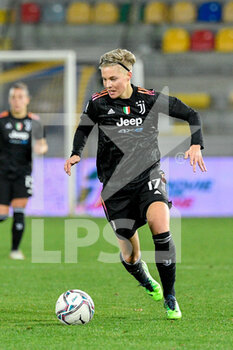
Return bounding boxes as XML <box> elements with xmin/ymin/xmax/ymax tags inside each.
<box><xmin>11</xmin><ymin>198</ymin><xmax>28</xmax><ymax>208</ymax></box>
<box><xmin>117</xmin><ymin>230</ymin><xmax>140</xmax><ymax>263</ymax></box>
<box><xmin>0</xmin><ymin>204</ymin><xmax>9</xmax><ymax>215</ymax></box>
<box><xmin>118</xmin><ymin>230</ymin><xmax>163</xmax><ymax>301</ymax></box>
<box><xmin>9</xmin><ymin>198</ymin><xmax>28</xmax><ymax>260</ymax></box>
<box><xmin>0</xmin><ymin>204</ymin><xmax>9</xmax><ymax>223</ymax></box>
<box><xmin>147</xmin><ymin>201</ymin><xmax>182</xmax><ymax>319</ymax></box>
<box><xmin>147</xmin><ymin>201</ymin><xmax>170</xmax><ymax>234</ymax></box>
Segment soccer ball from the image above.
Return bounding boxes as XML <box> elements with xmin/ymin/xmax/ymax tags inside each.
<box><xmin>55</xmin><ymin>289</ymin><xmax>95</xmax><ymax>325</ymax></box>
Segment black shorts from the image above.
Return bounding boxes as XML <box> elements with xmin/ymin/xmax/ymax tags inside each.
<box><xmin>101</xmin><ymin>170</ymin><xmax>171</xmax><ymax>239</ymax></box>
<box><xmin>0</xmin><ymin>174</ymin><xmax>33</xmax><ymax>205</ymax></box>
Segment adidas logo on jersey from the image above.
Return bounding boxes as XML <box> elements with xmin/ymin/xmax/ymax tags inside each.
<box><xmin>5</xmin><ymin>122</ymin><xmax>13</xmax><ymax>129</ymax></box>
<box><xmin>154</xmin><ymin>190</ymin><xmax>161</xmax><ymax>195</ymax></box>
<box><xmin>107</xmin><ymin>108</ymin><xmax>115</xmax><ymax>115</ymax></box>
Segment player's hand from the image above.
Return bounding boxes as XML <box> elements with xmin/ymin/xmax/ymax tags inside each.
<box><xmin>184</xmin><ymin>145</ymin><xmax>207</xmax><ymax>173</ymax></box>
<box><xmin>64</xmin><ymin>155</ymin><xmax>81</xmax><ymax>176</ymax></box>
<box><xmin>33</xmin><ymin>138</ymin><xmax>48</xmax><ymax>155</ymax></box>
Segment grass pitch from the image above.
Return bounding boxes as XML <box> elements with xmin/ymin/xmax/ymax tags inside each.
<box><xmin>0</xmin><ymin>217</ymin><xmax>232</xmax><ymax>350</ymax></box>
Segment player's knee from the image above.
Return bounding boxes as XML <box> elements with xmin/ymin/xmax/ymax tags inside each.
<box><xmin>115</xmin><ymin>228</ymin><xmax>135</xmax><ymax>240</ymax></box>
<box><xmin>0</xmin><ymin>214</ymin><xmax>8</xmax><ymax>222</ymax></box>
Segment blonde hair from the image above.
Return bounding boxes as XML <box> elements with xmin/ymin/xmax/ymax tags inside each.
<box><xmin>99</xmin><ymin>48</ymin><xmax>136</xmax><ymax>72</ymax></box>
<box><xmin>9</xmin><ymin>82</ymin><xmax>30</xmax><ymax>98</ymax></box>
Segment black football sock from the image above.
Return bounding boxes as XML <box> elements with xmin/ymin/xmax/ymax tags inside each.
<box><xmin>153</xmin><ymin>231</ymin><xmax>176</xmax><ymax>299</ymax></box>
<box><xmin>120</xmin><ymin>253</ymin><xmax>154</xmax><ymax>291</ymax></box>
<box><xmin>12</xmin><ymin>208</ymin><xmax>25</xmax><ymax>251</ymax></box>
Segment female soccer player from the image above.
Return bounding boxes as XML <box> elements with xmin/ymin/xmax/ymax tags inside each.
<box><xmin>0</xmin><ymin>82</ymin><xmax>48</xmax><ymax>260</ymax></box>
<box><xmin>64</xmin><ymin>49</ymin><xmax>207</xmax><ymax>319</ymax></box>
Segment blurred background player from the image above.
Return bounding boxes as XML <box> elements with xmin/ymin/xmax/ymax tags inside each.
<box><xmin>64</xmin><ymin>48</ymin><xmax>207</xmax><ymax>320</ymax></box>
<box><xmin>0</xmin><ymin>82</ymin><xmax>48</xmax><ymax>260</ymax></box>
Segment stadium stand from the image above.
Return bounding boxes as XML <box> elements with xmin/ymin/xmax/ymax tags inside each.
<box><xmin>93</xmin><ymin>2</ymin><xmax>119</xmax><ymax>24</ymax></box>
<box><xmin>119</xmin><ymin>3</ymin><xmax>131</xmax><ymax>23</ymax></box>
<box><xmin>169</xmin><ymin>1</ymin><xmax>196</xmax><ymax>24</ymax></box>
<box><xmin>191</xmin><ymin>29</ymin><xmax>215</xmax><ymax>51</ymax></box>
<box><xmin>0</xmin><ymin>9</ymin><xmax>10</xmax><ymax>24</ymax></box>
<box><xmin>197</xmin><ymin>1</ymin><xmax>222</xmax><ymax>22</ymax></box>
<box><xmin>66</xmin><ymin>2</ymin><xmax>92</xmax><ymax>25</ymax></box>
<box><xmin>229</xmin><ymin>91</ymin><xmax>233</xmax><ymax>106</ymax></box>
<box><xmin>162</xmin><ymin>28</ymin><xmax>190</xmax><ymax>53</ymax></box>
<box><xmin>215</xmin><ymin>27</ymin><xmax>233</xmax><ymax>51</ymax></box>
<box><xmin>222</xmin><ymin>1</ymin><xmax>233</xmax><ymax>22</ymax></box>
<box><xmin>0</xmin><ymin>37</ymin><xmax>12</xmax><ymax>50</ymax></box>
<box><xmin>41</xmin><ymin>3</ymin><xmax>65</xmax><ymax>24</ymax></box>
<box><xmin>144</xmin><ymin>2</ymin><xmax>169</xmax><ymax>24</ymax></box>
<box><xmin>172</xmin><ymin>92</ymin><xmax>211</xmax><ymax>109</ymax></box>
<box><xmin>21</xmin><ymin>2</ymin><xmax>41</xmax><ymax>23</ymax></box>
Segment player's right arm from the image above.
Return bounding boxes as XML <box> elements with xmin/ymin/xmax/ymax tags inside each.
<box><xmin>64</xmin><ymin>99</ymin><xmax>97</xmax><ymax>176</ymax></box>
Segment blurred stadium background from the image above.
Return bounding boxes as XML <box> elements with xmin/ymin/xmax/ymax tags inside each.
<box><xmin>0</xmin><ymin>0</ymin><xmax>233</xmax><ymax>217</ymax></box>
<box><xmin>1</xmin><ymin>3</ymin><xmax>232</xmax><ymax>348</ymax></box>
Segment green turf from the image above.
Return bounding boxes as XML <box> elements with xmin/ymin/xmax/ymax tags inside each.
<box><xmin>0</xmin><ymin>217</ymin><xmax>232</xmax><ymax>350</ymax></box>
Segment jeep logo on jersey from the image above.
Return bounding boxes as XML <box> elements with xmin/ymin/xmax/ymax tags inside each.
<box><xmin>116</xmin><ymin>117</ymin><xmax>143</xmax><ymax>127</ymax></box>
<box><xmin>136</xmin><ymin>100</ymin><xmax>146</xmax><ymax>114</ymax></box>
<box><xmin>9</xmin><ymin>130</ymin><xmax>29</xmax><ymax>140</ymax></box>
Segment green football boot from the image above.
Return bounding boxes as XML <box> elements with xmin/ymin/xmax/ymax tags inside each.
<box><xmin>164</xmin><ymin>295</ymin><xmax>182</xmax><ymax>320</ymax></box>
<box><xmin>141</xmin><ymin>260</ymin><xmax>163</xmax><ymax>301</ymax></box>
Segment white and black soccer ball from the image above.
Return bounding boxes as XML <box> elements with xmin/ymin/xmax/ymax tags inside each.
<box><xmin>55</xmin><ymin>289</ymin><xmax>95</xmax><ymax>325</ymax></box>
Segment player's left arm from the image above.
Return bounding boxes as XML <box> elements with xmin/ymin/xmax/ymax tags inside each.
<box><xmin>32</xmin><ymin>118</ymin><xmax>48</xmax><ymax>155</ymax></box>
<box><xmin>168</xmin><ymin>96</ymin><xmax>207</xmax><ymax>173</ymax></box>
<box><xmin>33</xmin><ymin>137</ymin><xmax>48</xmax><ymax>155</ymax></box>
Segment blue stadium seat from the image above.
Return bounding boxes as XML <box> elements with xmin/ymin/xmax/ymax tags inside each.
<box><xmin>198</xmin><ymin>1</ymin><xmax>222</xmax><ymax>22</ymax></box>
<box><xmin>42</xmin><ymin>3</ymin><xmax>65</xmax><ymax>23</ymax></box>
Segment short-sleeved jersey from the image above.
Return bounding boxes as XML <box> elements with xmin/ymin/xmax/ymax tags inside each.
<box><xmin>0</xmin><ymin>111</ymin><xmax>44</xmax><ymax>179</ymax></box>
<box><xmin>72</xmin><ymin>84</ymin><xmax>204</xmax><ymax>188</ymax></box>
